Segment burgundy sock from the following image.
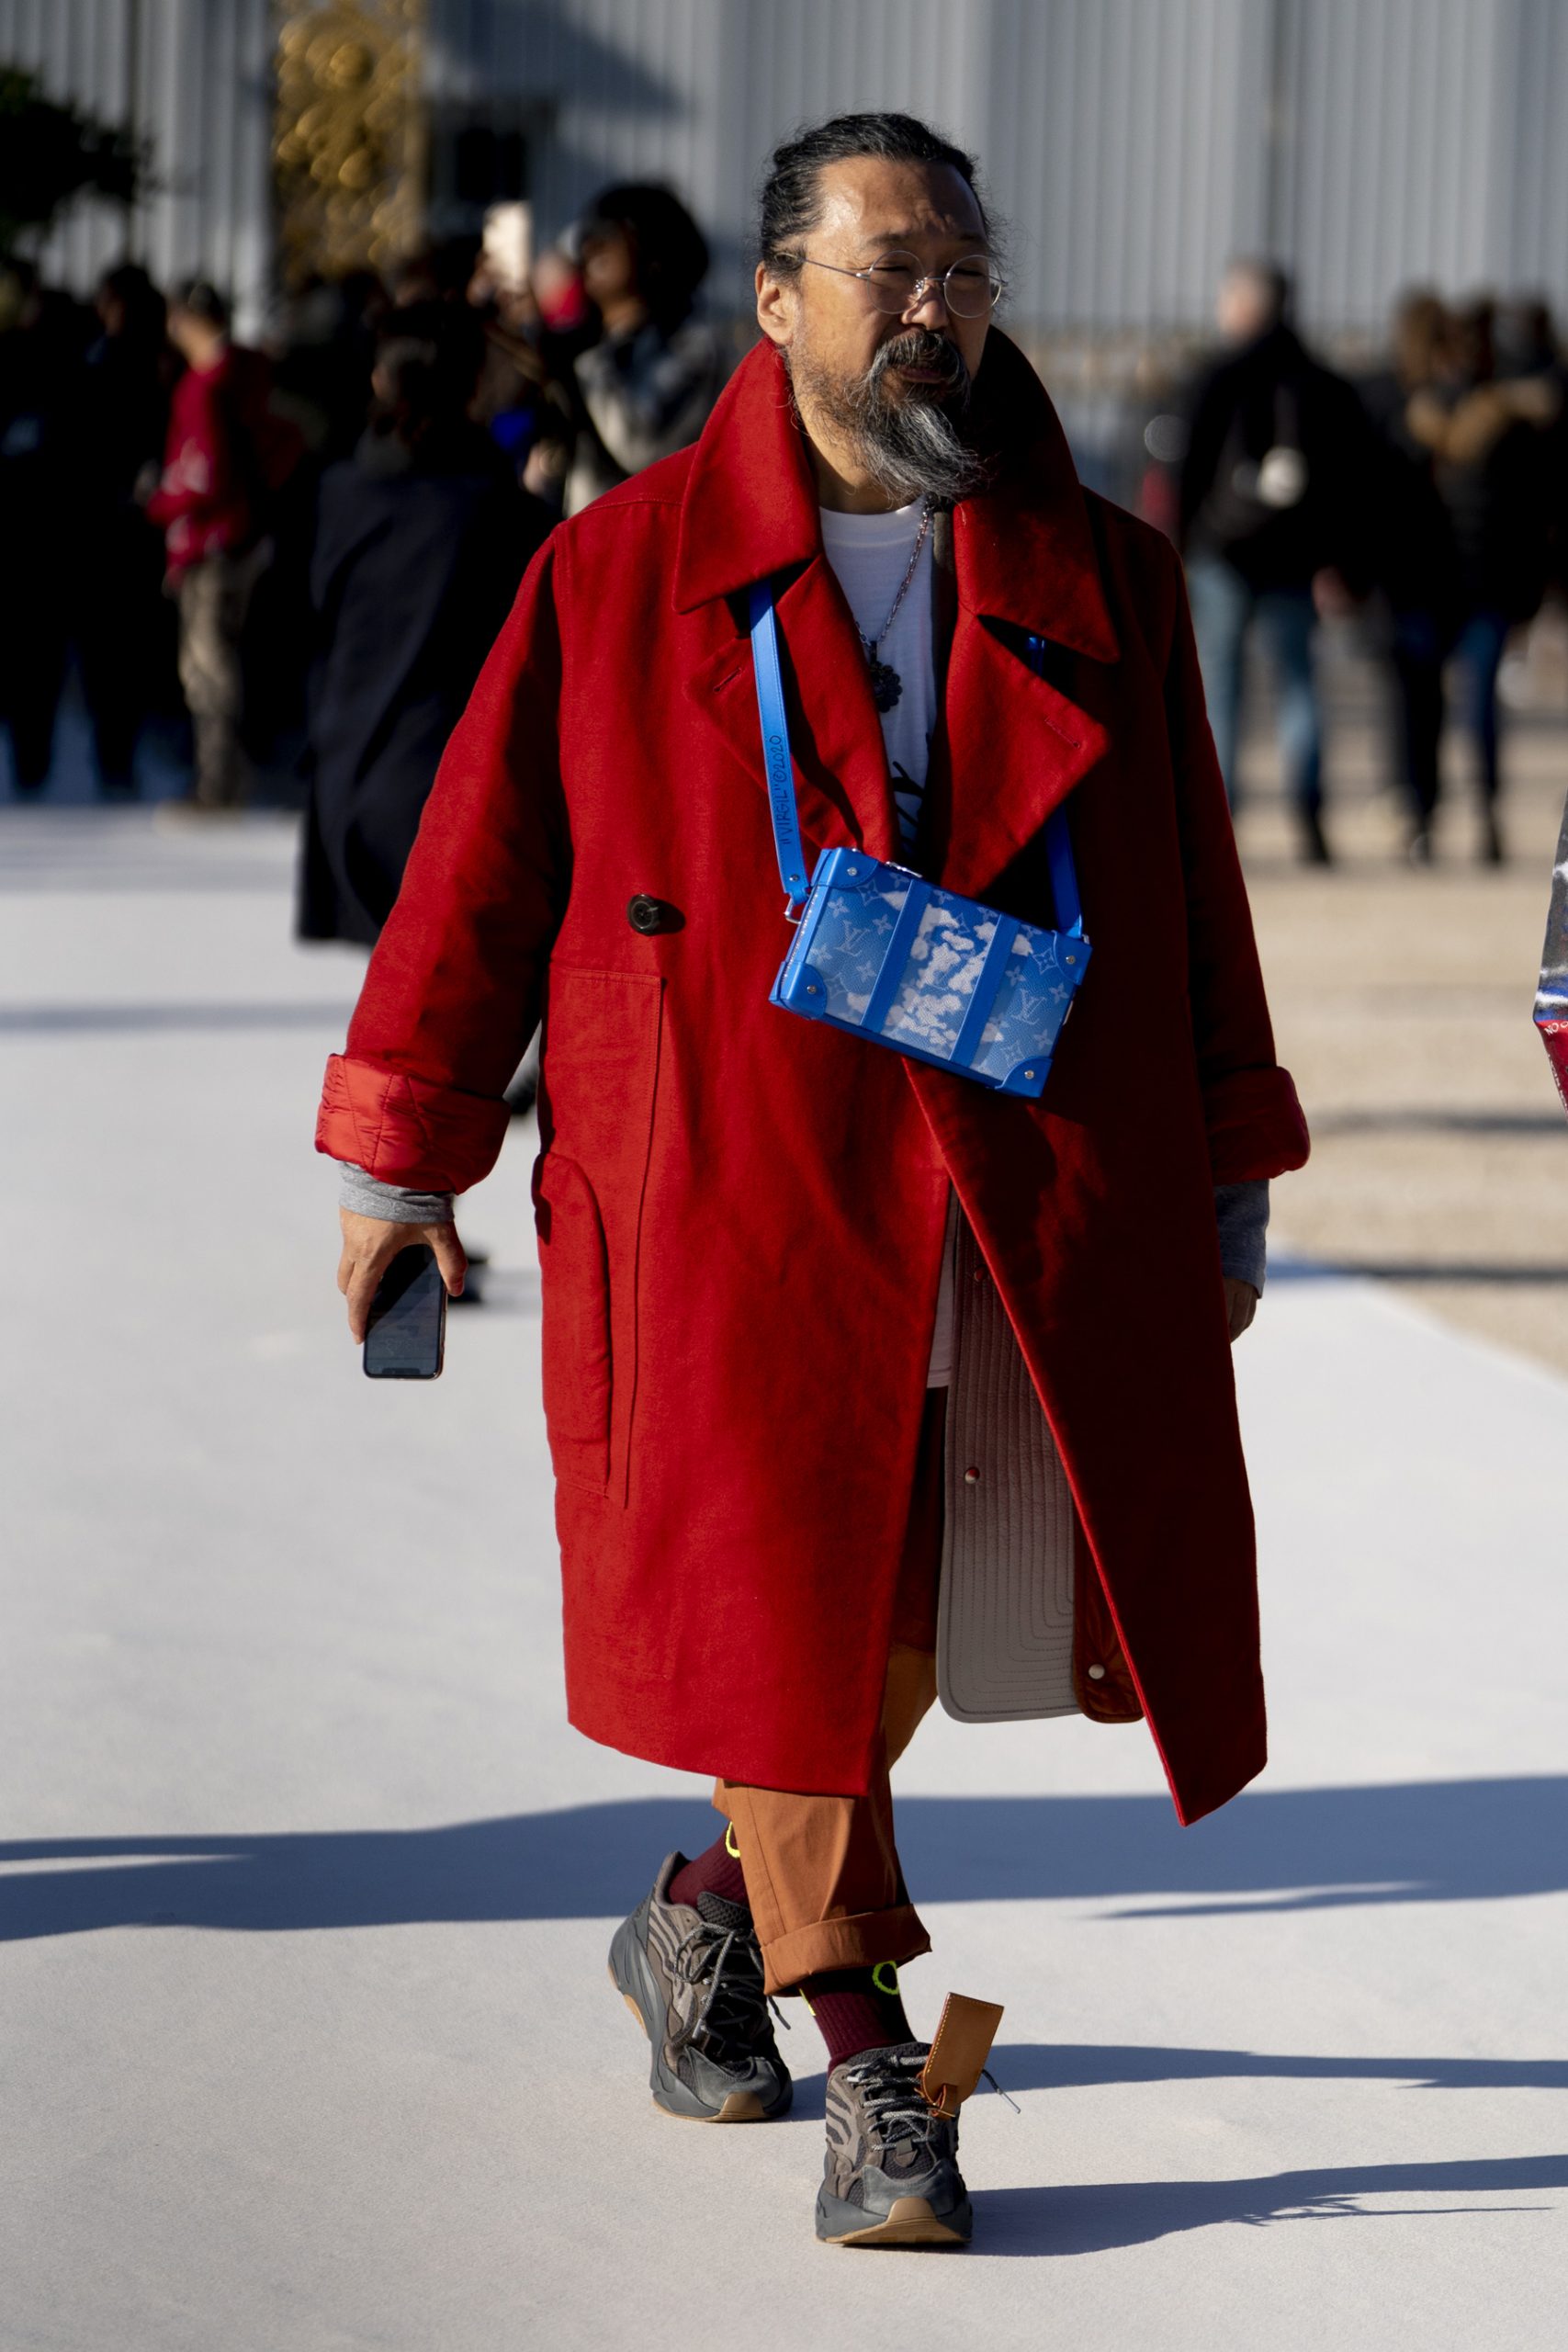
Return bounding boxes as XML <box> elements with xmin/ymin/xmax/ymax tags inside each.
<box><xmin>802</xmin><ymin>1964</ymin><xmax>913</xmax><ymax>2073</ymax></box>
<box><xmin>668</xmin><ymin>1826</ymin><xmax>750</xmax><ymax>1915</ymax></box>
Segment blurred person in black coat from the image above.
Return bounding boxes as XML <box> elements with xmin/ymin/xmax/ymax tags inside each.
<box><xmin>1179</xmin><ymin>261</ymin><xmax>1376</xmax><ymax>863</ymax></box>
<box><xmin>0</xmin><ymin>261</ymin><xmax>87</xmax><ymax>796</ymax></box>
<box><xmin>1406</xmin><ymin>300</ymin><xmax>1561</xmax><ymax>863</ymax></box>
<box><xmin>297</xmin><ymin>319</ymin><xmax>551</xmax><ymax>945</ymax></box>
<box><xmin>74</xmin><ymin>263</ymin><xmax>178</xmax><ymax>795</ymax></box>
<box><xmin>1357</xmin><ymin>289</ymin><xmax>1464</xmax><ymax>860</ymax></box>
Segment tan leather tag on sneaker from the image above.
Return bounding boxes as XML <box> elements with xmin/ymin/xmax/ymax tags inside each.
<box><xmin>919</xmin><ymin>1993</ymin><xmax>1004</xmax><ymax>2119</ymax></box>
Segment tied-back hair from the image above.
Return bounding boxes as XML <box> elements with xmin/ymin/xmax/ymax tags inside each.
<box><xmin>757</xmin><ymin>111</ymin><xmax>998</xmax><ymax>275</ymax></box>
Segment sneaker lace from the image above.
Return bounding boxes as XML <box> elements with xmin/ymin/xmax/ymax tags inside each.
<box><xmin>670</xmin><ymin>1921</ymin><xmax>788</xmax><ymax>2060</ymax></box>
<box><xmin>840</xmin><ymin>2047</ymin><xmax>1019</xmax><ymax>2150</ymax></box>
<box><xmin>841</xmin><ymin>2047</ymin><xmax>950</xmax><ymax>2158</ymax></box>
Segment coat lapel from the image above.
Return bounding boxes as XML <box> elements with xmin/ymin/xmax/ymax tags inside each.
<box><xmin>935</xmin><ymin>334</ymin><xmax>1121</xmax><ymax>901</ymax></box>
<box><xmin>678</xmin><ymin>345</ymin><xmax>898</xmax><ymax>865</ymax></box>
<box><xmin>935</xmin><ymin>601</ymin><xmax>1111</xmax><ymax>902</ymax></box>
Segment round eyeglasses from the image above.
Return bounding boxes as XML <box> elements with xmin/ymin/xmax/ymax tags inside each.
<box><xmin>798</xmin><ymin>250</ymin><xmax>1004</xmax><ymax>320</ymax></box>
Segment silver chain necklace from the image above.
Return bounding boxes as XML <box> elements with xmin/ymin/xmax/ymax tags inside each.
<box><xmin>859</xmin><ymin>497</ymin><xmax>933</xmax><ymax>714</ymax></box>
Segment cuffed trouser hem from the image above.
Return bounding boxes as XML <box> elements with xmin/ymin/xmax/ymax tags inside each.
<box><xmin>759</xmin><ymin>1906</ymin><xmax>933</xmax><ymax>2000</ymax></box>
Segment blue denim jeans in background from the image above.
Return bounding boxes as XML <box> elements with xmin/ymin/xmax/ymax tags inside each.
<box><xmin>1452</xmin><ymin>608</ymin><xmax>1511</xmax><ymax>805</ymax></box>
<box><xmin>1185</xmin><ymin>556</ymin><xmax>1323</xmax><ymax>818</ymax></box>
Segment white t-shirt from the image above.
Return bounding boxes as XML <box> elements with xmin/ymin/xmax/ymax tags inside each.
<box><xmin>818</xmin><ymin>500</ymin><xmax>935</xmax><ymax>858</ymax></box>
<box><xmin>818</xmin><ymin>499</ymin><xmax>954</xmax><ymax>1385</ymax></box>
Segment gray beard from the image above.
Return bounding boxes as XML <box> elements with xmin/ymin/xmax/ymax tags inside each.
<box><xmin>788</xmin><ymin>330</ymin><xmax>990</xmax><ymax>507</ymax></box>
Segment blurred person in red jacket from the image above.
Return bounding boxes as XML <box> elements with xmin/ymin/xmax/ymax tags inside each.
<box><xmin>142</xmin><ymin>278</ymin><xmax>302</xmax><ymax>810</ymax></box>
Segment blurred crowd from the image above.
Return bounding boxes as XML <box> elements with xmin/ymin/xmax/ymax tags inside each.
<box><xmin>3</xmin><ymin>192</ymin><xmax>1565</xmax><ymax>925</ymax></box>
<box><xmin>1143</xmin><ymin>262</ymin><xmax>1568</xmax><ymax>864</ymax></box>
<box><xmin>0</xmin><ymin>183</ymin><xmax>725</xmax><ymax>942</ymax></box>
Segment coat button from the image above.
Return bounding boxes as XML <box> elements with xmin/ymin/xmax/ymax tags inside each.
<box><xmin>1087</xmin><ymin>1664</ymin><xmax>1106</xmax><ymax>1680</ymax></box>
<box><xmin>626</xmin><ymin>893</ymin><xmax>683</xmax><ymax>935</ymax></box>
<box><xmin>963</xmin><ymin>1465</ymin><xmax>980</xmax><ymax>1484</ymax></box>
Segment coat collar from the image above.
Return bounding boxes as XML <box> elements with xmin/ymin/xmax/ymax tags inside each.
<box><xmin>673</xmin><ymin>332</ymin><xmax>1119</xmax><ymax>664</ymax></box>
<box><xmin>678</xmin><ymin>334</ymin><xmax>1121</xmax><ymax>900</ymax></box>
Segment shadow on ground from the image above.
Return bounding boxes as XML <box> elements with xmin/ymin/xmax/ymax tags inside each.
<box><xmin>3</xmin><ymin>1778</ymin><xmax>1565</xmax><ymax>1942</ymax></box>
<box><xmin>987</xmin><ymin>2041</ymin><xmax>1568</xmax><ymax>2095</ymax></box>
<box><xmin>971</xmin><ymin>2154</ymin><xmax>1568</xmax><ymax>2256</ymax></box>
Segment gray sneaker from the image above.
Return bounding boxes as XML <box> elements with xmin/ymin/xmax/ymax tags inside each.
<box><xmin>817</xmin><ymin>2042</ymin><xmax>973</xmax><ymax>2246</ymax></box>
<box><xmin>608</xmin><ymin>1852</ymin><xmax>793</xmax><ymax>2122</ymax></box>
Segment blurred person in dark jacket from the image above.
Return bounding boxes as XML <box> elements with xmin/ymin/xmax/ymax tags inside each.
<box><xmin>143</xmin><ymin>279</ymin><xmax>304</xmax><ymax>812</ymax></box>
<box><xmin>1357</xmin><ymin>289</ymin><xmax>1463</xmax><ymax>860</ymax></box>
<box><xmin>1496</xmin><ymin>297</ymin><xmax>1568</xmax><ymax>592</ymax></box>
<box><xmin>297</xmin><ymin>322</ymin><xmax>551</xmax><ymax>947</ymax></box>
<box><xmin>1179</xmin><ymin>261</ymin><xmax>1375</xmax><ymax>864</ymax></box>
<box><xmin>0</xmin><ymin>260</ymin><xmax>85</xmax><ymax>796</ymax></box>
<box><xmin>1407</xmin><ymin>299</ymin><xmax>1561</xmax><ymax>863</ymax></box>
<box><xmin>564</xmin><ymin>183</ymin><xmax>726</xmax><ymax>514</ymax></box>
<box><xmin>74</xmin><ymin>264</ymin><xmax>178</xmax><ymax>797</ymax></box>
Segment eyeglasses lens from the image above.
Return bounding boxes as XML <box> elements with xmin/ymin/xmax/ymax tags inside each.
<box><xmin>863</xmin><ymin>253</ymin><xmax>1000</xmax><ymax>318</ymax></box>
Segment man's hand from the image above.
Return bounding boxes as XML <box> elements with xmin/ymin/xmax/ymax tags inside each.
<box><xmin>1224</xmin><ymin>1277</ymin><xmax>1258</xmax><ymax>1343</ymax></box>
<box><xmin>337</xmin><ymin>1210</ymin><xmax>467</xmax><ymax>1342</ymax></box>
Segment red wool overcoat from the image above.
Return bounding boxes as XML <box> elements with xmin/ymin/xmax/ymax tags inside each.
<box><xmin>317</xmin><ymin>334</ymin><xmax>1309</xmax><ymax>1824</ymax></box>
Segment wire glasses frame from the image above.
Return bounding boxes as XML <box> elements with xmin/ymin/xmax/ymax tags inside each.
<box><xmin>796</xmin><ymin>249</ymin><xmax>1005</xmax><ymax>319</ymax></box>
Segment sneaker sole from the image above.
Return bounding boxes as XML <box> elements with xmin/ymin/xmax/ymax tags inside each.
<box><xmin>817</xmin><ymin>2190</ymin><xmax>973</xmax><ymax>2248</ymax></box>
<box><xmin>605</xmin><ymin>1938</ymin><xmax>791</xmax><ymax>2125</ymax></box>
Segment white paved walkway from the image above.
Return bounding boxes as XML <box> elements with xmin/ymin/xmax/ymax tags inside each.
<box><xmin>3</xmin><ymin>808</ymin><xmax>1564</xmax><ymax>2351</ymax></box>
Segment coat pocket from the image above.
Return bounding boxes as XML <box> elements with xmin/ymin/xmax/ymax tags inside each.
<box><xmin>533</xmin><ymin>1154</ymin><xmax>613</xmax><ymax>1495</ymax></box>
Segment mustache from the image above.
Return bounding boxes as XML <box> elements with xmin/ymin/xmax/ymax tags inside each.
<box><xmin>869</xmin><ymin>328</ymin><xmax>972</xmax><ymax>400</ymax></box>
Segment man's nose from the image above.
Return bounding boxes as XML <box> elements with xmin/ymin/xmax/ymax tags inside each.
<box><xmin>903</xmin><ymin>277</ymin><xmax>951</xmax><ymax>326</ymax></box>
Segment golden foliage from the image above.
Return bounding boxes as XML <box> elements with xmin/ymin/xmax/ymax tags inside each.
<box><xmin>274</xmin><ymin>2</ymin><xmax>426</xmax><ymax>284</ymax></box>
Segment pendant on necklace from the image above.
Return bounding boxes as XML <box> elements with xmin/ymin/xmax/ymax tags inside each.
<box><xmin>866</xmin><ymin>652</ymin><xmax>903</xmax><ymax>713</ymax></box>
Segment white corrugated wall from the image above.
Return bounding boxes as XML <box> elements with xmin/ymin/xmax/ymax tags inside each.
<box><xmin>0</xmin><ymin>0</ymin><xmax>275</xmax><ymax>334</ymax></box>
<box><xmin>425</xmin><ymin>0</ymin><xmax>1568</xmax><ymax>333</ymax></box>
<box><xmin>6</xmin><ymin>0</ymin><xmax>1568</xmax><ymax>337</ymax></box>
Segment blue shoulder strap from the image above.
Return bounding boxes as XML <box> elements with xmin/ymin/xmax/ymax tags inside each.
<box><xmin>748</xmin><ymin>582</ymin><xmax>810</xmax><ymax>905</ymax></box>
<box><xmin>748</xmin><ymin>581</ymin><xmax>1082</xmax><ymax>936</ymax></box>
<box><xmin>1026</xmin><ymin>634</ymin><xmax>1084</xmax><ymax>939</ymax></box>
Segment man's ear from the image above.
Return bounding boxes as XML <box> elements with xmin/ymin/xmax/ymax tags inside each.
<box><xmin>755</xmin><ymin>261</ymin><xmax>794</xmax><ymax>350</ymax></box>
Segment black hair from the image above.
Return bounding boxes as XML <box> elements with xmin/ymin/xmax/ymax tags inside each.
<box><xmin>374</xmin><ymin>302</ymin><xmax>484</xmax><ymax>407</ymax></box>
<box><xmin>171</xmin><ymin>276</ymin><xmax>230</xmax><ymax>330</ymax></box>
<box><xmin>758</xmin><ymin>111</ymin><xmax>994</xmax><ymax>275</ymax></box>
<box><xmin>1224</xmin><ymin>258</ymin><xmax>1292</xmax><ymax>328</ymax></box>
<box><xmin>580</xmin><ymin>182</ymin><xmax>709</xmax><ymax>329</ymax></box>
<box><xmin>98</xmin><ymin>261</ymin><xmax>165</xmax><ymax>337</ymax></box>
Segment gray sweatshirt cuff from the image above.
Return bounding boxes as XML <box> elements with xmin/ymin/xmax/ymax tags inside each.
<box><xmin>1214</xmin><ymin>1179</ymin><xmax>1269</xmax><ymax>1293</ymax></box>
<box><xmin>337</xmin><ymin>1161</ymin><xmax>455</xmax><ymax>1226</ymax></box>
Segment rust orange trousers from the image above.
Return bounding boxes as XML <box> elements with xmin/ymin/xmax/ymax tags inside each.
<box><xmin>713</xmin><ymin>1391</ymin><xmax>946</xmax><ymax>1996</ymax></box>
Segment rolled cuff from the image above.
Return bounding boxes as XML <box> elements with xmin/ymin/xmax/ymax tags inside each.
<box><xmin>316</xmin><ymin>1052</ymin><xmax>510</xmax><ymax>1193</ymax></box>
<box><xmin>1203</xmin><ymin>1065</ymin><xmax>1311</xmax><ymax>1184</ymax></box>
<box><xmin>757</xmin><ymin>1906</ymin><xmax>933</xmax><ymax>2001</ymax></box>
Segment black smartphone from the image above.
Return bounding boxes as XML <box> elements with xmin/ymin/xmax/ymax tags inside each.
<box><xmin>363</xmin><ymin>1244</ymin><xmax>446</xmax><ymax>1380</ymax></box>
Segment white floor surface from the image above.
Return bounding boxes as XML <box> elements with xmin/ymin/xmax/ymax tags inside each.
<box><xmin>2</xmin><ymin>808</ymin><xmax>1564</xmax><ymax>2351</ymax></box>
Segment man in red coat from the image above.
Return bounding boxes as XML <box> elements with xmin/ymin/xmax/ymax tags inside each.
<box><xmin>319</xmin><ymin>114</ymin><xmax>1307</xmax><ymax>2247</ymax></box>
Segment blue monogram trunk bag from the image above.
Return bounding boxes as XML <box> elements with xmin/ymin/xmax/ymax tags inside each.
<box><xmin>749</xmin><ymin>579</ymin><xmax>1090</xmax><ymax>1098</ymax></box>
